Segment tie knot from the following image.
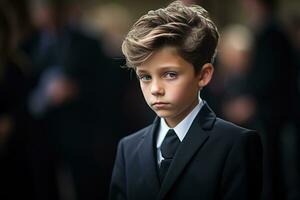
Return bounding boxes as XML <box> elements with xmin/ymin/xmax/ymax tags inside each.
<box><xmin>161</xmin><ymin>129</ymin><xmax>180</xmax><ymax>159</ymax></box>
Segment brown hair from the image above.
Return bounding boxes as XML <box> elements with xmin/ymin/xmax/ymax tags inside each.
<box><xmin>122</xmin><ymin>0</ymin><xmax>219</xmax><ymax>72</ymax></box>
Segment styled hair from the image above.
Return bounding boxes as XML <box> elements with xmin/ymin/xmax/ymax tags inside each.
<box><xmin>122</xmin><ymin>0</ymin><xmax>219</xmax><ymax>72</ymax></box>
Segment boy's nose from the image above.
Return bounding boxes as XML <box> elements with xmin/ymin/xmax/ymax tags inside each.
<box><xmin>150</xmin><ymin>81</ymin><xmax>164</xmax><ymax>96</ymax></box>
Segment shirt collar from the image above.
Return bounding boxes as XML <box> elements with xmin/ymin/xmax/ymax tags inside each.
<box><xmin>156</xmin><ymin>97</ymin><xmax>204</xmax><ymax>148</ymax></box>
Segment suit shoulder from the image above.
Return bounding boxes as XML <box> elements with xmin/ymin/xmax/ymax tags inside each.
<box><xmin>119</xmin><ymin>123</ymin><xmax>154</xmax><ymax>145</ymax></box>
<box><xmin>208</xmin><ymin>118</ymin><xmax>261</xmax><ymax>151</ymax></box>
<box><xmin>214</xmin><ymin>117</ymin><xmax>258</xmax><ymax>137</ymax></box>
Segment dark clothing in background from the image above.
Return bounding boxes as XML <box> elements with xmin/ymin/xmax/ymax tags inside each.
<box><xmin>22</xmin><ymin>26</ymin><xmax>120</xmax><ymax>200</ymax></box>
<box><xmin>118</xmin><ymin>67</ymin><xmax>156</xmax><ymax>134</ymax></box>
<box><xmin>246</xmin><ymin>18</ymin><xmax>300</xmax><ymax>200</ymax></box>
<box><xmin>247</xmin><ymin>19</ymin><xmax>298</xmax><ymax>125</ymax></box>
<box><xmin>0</xmin><ymin>60</ymin><xmax>34</xmax><ymax>199</ymax></box>
<box><xmin>203</xmin><ymin>59</ymin><xmax>248</xmax><ymax>113</ymax></box>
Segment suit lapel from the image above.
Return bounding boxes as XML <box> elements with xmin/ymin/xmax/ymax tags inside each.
<box><xmin>157</xmin><ymin>102</ymin><xmax>216</xmax><ymax>199</ymax></box>
<box><xmin>138</xmin><ymin>117</ymin><xmax>161</xmax><ymax>198</ymax></box>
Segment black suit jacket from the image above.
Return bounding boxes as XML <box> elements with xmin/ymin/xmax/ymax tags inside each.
<box><xmin>110</xmin><ymin>102</ymin><xmax>262</xmax><ymax>200</ymax></box>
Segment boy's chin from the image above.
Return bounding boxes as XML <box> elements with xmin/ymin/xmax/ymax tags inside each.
<box><xmin>153</xmin><ymin>110</ymin><xmax>172</xmax><ymax>118</ymax></box>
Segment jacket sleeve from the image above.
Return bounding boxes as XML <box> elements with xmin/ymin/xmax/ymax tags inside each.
<box><xmin>220</xmin><ymin>131</ymin><xmax>263</xmax><ymax>200</ymax></box>
<box><xmin>109</xmin><ymin>139</ymin><xmax>127</xmax><ymax>200</ymax></box>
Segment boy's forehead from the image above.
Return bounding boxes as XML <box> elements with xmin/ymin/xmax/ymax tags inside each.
<box><xmin>135</xmin><ymin>46</ymin><xmax>194</xmax><ymax>74</ymax></box>
<box><xmin>136</xmin><ymin>46</ymin><xmax>182</xmax><ymax>68</ymax></box>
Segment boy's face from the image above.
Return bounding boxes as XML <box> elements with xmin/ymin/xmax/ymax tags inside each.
<box><xmin>136</xmin><ymin>46</ymin><xmax>208</xmax><ymax>128</ymax></box>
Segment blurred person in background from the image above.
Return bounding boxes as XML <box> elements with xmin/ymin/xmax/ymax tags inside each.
<box><xmin>203</xmin><ymin>24</ymin><xmax>257</xmax><ymax>128</ymax></box>
<box><xmin>21</xmin><ymin>0</ymin><xmax>120</xmax><ymax>199</ymax></box>
<box><xmin>82</xmin><ymin>3</ymin><xmax>132</xmax><ymax>58</ymax></box>
<box><xmin>240</xmin><ymin>0</ymin><xmax>300</xmax><ymax>199</ymax></box>
<box><xmin>82</xmin><ymin>3</ymin><xmax>155</xmax><ymax>135</ymax></box>
<box><xmin>0</xmin><ymin>1</ymin><xmax>34</xmax><ymax>199</ymax></box>
<box><xmin>286</xmin><ymin>13</ymin><xmax>300</xmax><ymax>200</ymax></box>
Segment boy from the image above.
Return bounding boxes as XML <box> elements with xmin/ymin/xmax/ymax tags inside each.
<box><xmin>110</xmin><ymin>1</ymin><xmax>262</xmax><ymax>200</ymax></box>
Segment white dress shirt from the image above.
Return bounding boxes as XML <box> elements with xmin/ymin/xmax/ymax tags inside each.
<box><xmin>156</xmin><ymin>98</ymin><xmax>204</xmax><ymax>166</ymax></box>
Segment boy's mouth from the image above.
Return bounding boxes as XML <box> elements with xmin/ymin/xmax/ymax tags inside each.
<box><xmin>151</xmin><ymin>102</ymin><xmax>170</xmax><ymax>109</ymax></box>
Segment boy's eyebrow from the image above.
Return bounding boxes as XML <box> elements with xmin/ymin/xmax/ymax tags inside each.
<box><xmin>156</xmin><ymin>65</ymin><xmax>182</xmax><ymax>72</ymax></box>
<box><xmin>159</xmin><ymin>65</ymin><xmax>180</xmax><ymax>70</ymax></box>
<box><xmin>136</xmin><ymin>65</ymin><xmax>181</xmax><ymax>74</ymax></box>
<box><xmin>138</xmin><ymin>65</ymin><xmax>180</xmax><ymax>71</ymax></box>
<box><xmin>136</xmin><ymin>69</ymin><xmax>148</xmax><ymax>74</ymax></box>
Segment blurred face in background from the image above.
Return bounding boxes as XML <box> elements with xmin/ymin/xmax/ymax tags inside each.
<box><xmin>29</xmin><ymin>0</ymin><xmax>58</xmax><ymax>30</ymax></box>
<box><xmin>218</xmin><ymin>25</ymin><xmax>253</xmax><ymax>74</ymax></box>
<box><xmin>241</xmin><ymin>0</ymin><xmax>273</xmax><ymax>28</ymax></box>
<box><xmin>30</xmin><ymin>0</ymin><xmax>54</xmax><ymax>28</ymax></box>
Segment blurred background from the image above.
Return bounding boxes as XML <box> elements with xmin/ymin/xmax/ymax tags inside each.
<box><xmin>0</xmin><ymin>0</ymin><xmax>299</xmax><ymax>199</ymax></box>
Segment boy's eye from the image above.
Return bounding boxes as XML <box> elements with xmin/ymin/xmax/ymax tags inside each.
<box><xmin>164</xmin><ymin>72</ymin><xmax>177</xmax><ymax>79</ymax></box>
<box><xmin>138</xmin><ymin>74</ymin><xmax>152</xmax><ymax>82</ymax></box>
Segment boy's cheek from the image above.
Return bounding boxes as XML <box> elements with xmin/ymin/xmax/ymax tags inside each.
<box><xmin>141</xmin><ymin>91</ymin><xmax>152</xmax><ymax>106</ymax></box>
<box><xmin>141</xmin><ymin>88</ymin><xmax>149</xmax><ymax>98</ymax></box>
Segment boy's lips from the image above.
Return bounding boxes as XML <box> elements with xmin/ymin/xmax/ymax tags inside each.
<box><xmin>151</xmin><ymin>102</ymin><xmax>170</xmax><ymax>109</ymax></box>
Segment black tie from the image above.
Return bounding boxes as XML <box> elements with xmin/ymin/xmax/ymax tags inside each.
<box><xmin>159</xmin><ymin>129</ymin><xmax>180</xmax><ymax>183</ymax></box>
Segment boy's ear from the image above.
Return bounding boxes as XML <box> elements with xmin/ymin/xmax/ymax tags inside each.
<box><xmin>197</xmin><ymin>63</ymin><xmax>214</xmax><ymax>88</ymax></box>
